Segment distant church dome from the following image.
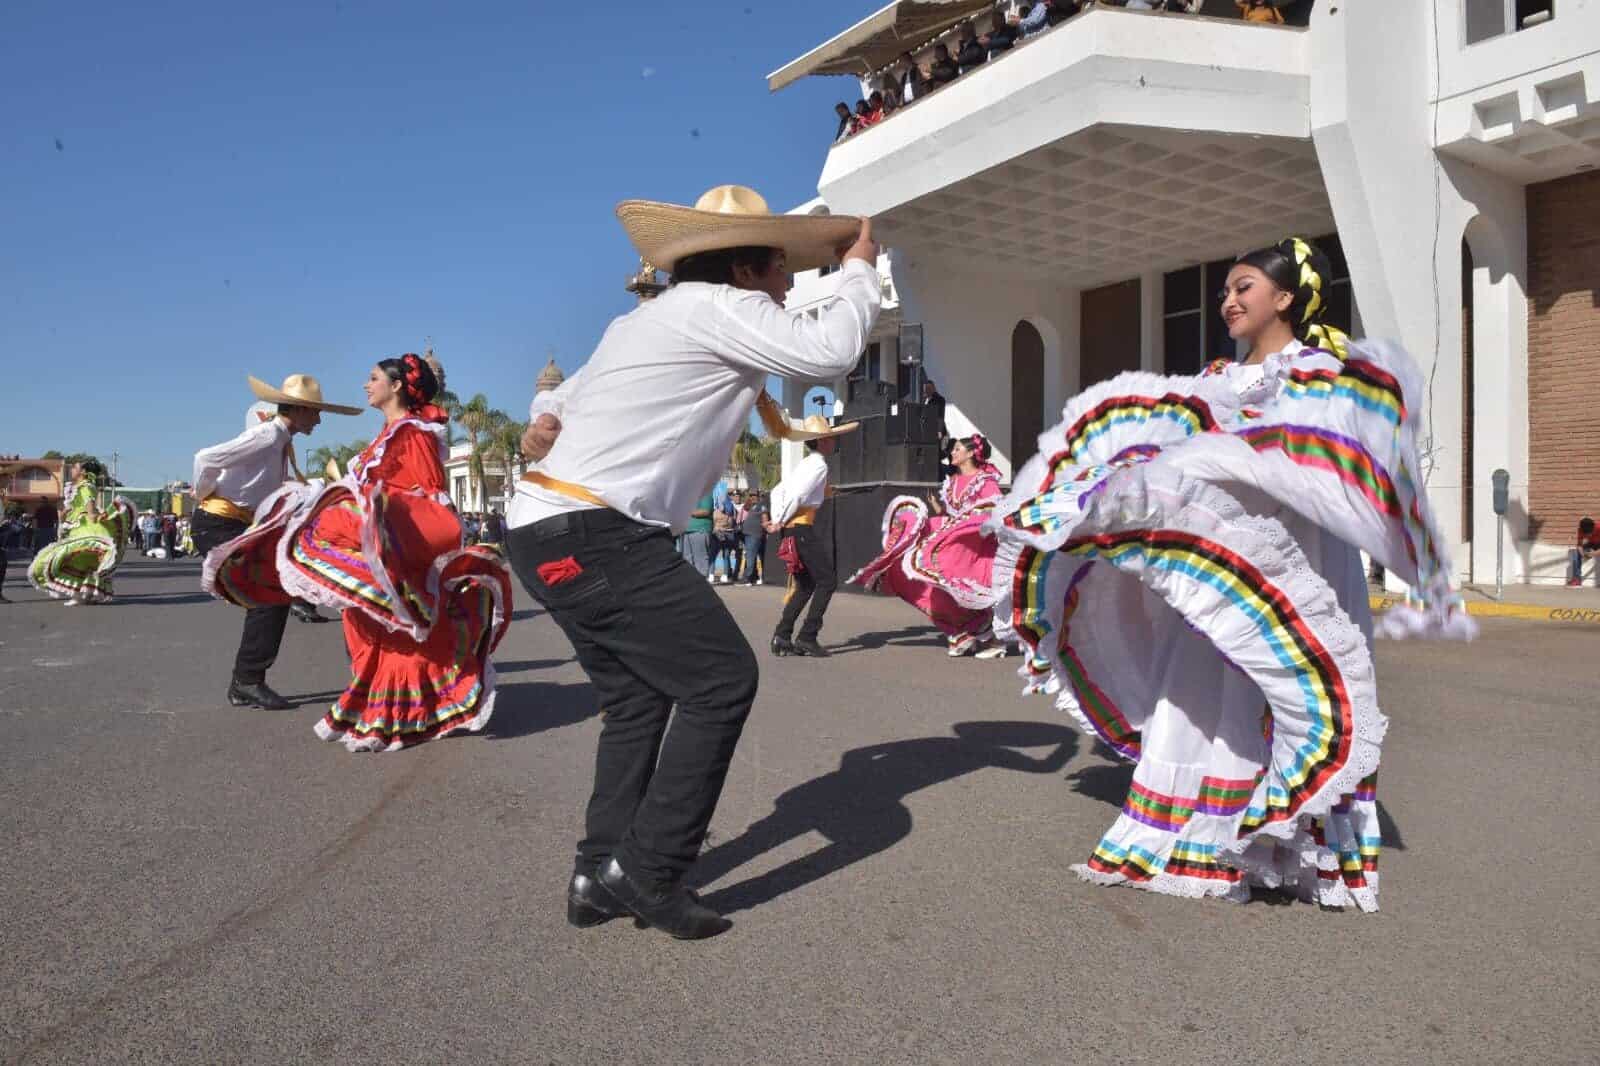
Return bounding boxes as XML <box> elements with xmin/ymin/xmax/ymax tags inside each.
<box><xmin>536</xmin><ymin>359</ymin><xmax>565</xmax><ymax>393</ymax></box>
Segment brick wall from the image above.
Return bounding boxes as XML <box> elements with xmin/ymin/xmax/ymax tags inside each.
<box><xmin>1526</xmin><ymin>171</ymin><xmax>1600</xmax><ymax>543</ymax></box>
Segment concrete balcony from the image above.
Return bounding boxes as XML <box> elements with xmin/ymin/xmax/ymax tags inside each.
<box><xmin>815</xmin><ymin>7</ymin><xmax>1325</xmax><ymax>287</ymax></box>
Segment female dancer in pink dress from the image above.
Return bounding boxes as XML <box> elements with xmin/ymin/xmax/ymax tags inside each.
<box><xmin>850</xmin><ymin>434</ymin><xmax>1009</xmax><ymax>658</ymax></box>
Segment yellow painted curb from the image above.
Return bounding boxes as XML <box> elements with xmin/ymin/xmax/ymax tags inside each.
<box><xmin>1369</xmin><ymin>595</ymin><xmax>1600</xmax><ymax>626</ymax></box>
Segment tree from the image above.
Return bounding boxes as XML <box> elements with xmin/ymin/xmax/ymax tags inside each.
<box><xmin>306</xmin><ymin>440</ymin><xmax>369</xmax><ymax>480</ymax></box>
<box><xmin>731</xmin><ymin>429</ymin><xmax>781</xmax><ymax>491</ymax></box>
<box><xmin>453</xmin><ymin>394</ymin><xmax>498</xmax><ymax>510</ymax></box>
<box><xmin>484</xmin><ymin>415</ymin><xmax>527</xmax><ymax>490</ymax></box>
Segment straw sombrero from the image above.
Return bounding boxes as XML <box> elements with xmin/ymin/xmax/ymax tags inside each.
<box><xmin>786</xmin><ymin>413</ymin><xmax>859</xmax><ymax>443</ymax></box>
<box><xmin>247</xmin><ymin>374</ymin><xmax>361</xmax><ymax>415</ymax></box>
<box><xmin>616</xmin><ymin>185</ymin><xmax>863</xmax><ymax>274</ymax></box>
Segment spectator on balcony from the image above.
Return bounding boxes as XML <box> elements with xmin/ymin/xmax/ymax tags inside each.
<box><xmin>1020</xmin><ymin>0</ymin><xmax>1080</xmax><ymax>36</ymax></box>
<box><xmin>955</xmin><ymin>27</ymin><xmax>988</xmax><ymax>72</ymax></box>
<box><xmin>895</xmin><ymin>52</ymin><xmax>929</xmax><ymax>103</ymax></box>
<box><xmin>853</xmin><ymin>100</ymin><xmax>878</xmax><ymax>131</ymax></box>
<box><xmin>1236</xmin><ymin>0</ymin><xmax>1286</xmax><ymax>23</ymax></box>
<box><xmin>929</xmin><ymin>43</ymin><xmax>960</xmax><ymax>87</ymax></box>
<box><xmin>983</xmin><ymin>10</ymin><xmax>1019</xmax><ymax>56</ymax></box>
<box><xmin>866</xmin><ymin>91</ymin><xmax>887</xmax><ymax>124</ymax></box>
<box><xmin>880</xmin><ymin>85</ymin><xmax>901</xmax><ymax>115</ymax></box>
<box><xmin>833</xmin><ymin>101</ymin><xmax>854</xmax><ymax>142</ymax></box>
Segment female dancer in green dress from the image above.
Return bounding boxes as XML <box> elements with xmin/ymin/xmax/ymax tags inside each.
<box><xmin>28</xmin><ymin>461</ymin><xmax>136</xmax><ymax>605</ymax></box>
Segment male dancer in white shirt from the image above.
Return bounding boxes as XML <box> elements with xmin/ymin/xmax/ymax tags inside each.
<box><xmin>765</xmin><ymin>416</ymin><xmax>854</xmax><ymax>657</ymax></box>
<box><xmin>191</xmin><ymin>375</ymin><xmax>358</xmax><ymax>709</ymax></box>
<box><xmin>508</xmin><ymin>185</ymin><xmax>878</xmax><ymax>940</ymax></box>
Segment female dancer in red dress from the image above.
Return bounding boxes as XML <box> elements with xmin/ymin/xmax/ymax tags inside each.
<box><xmin>206</xmin><ymin>353</ymin><xmax>511</xmax><ymax>751</ymax></box>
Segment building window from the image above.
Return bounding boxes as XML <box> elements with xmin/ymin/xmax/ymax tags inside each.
<box><xmin>1465</xmin><ymin>0</ymin><xmax>1553</xmax><ymax>44</ymax></box>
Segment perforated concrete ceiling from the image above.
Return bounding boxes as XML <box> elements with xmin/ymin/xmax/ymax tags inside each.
<box><xmin>875</xmin><ymin>125</ymin><xmax>1334</xmax><ymax>288</ymax></box>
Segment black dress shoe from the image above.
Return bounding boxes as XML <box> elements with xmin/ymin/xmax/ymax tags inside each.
<box><xmin>597</xmin><ymin>857</ymin><xmax>732</xmax><ymax>940</ymax></box>
<box><xmin>290</xmin><ymin>602</ymin><xmax>329</xmax><ymax>623</ymax></box>
<box><xmin>567</xmin><ymin>871</ymin><xmax>626</xmax><ymax>928</ymax></box>
<box><xmin>791</xmin><ymin>638</ymin><xmax>830</xmax><ymax>658</ymax></box>
<box><xmin>770</xmin><ymin>635</ymin><xmax>794</xmax><ymax>657</ymax></box>
<box><xmin>227</xmin><ymin>680</ymin><xmax>293</xmax><ymax>710</ymax></box>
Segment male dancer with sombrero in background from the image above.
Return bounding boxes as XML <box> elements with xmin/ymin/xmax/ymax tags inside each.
<box><xmin>765</xmin><ymin>409</ymin><xmax>856</xmax><ymax>658</ymax></box>
<box><xmin>191</xmin><ymin>374</ymin><xmax>359</xmax><ymax>710</ymax></box>
<box><xmin>508</xmin><ymin>184</ymin><xmax>879</xmax><ymax>940</ymax></box>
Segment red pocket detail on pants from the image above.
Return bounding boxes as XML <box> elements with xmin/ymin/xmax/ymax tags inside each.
<box><xmin>537</xmin><ymin>556</ymin><xmax>584</xmax><ymax>586</ymax></box>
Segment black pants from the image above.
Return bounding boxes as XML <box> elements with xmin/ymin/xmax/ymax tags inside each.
<box><xmin>774</xmin><ymin>524</ymin><xmax>836</xmax><ymax>643</ymax></box>
<box><xmin>191</xmin><ymin>510</ymin><xmax>290</xmax><ymax>685</ymax></box>
<box><xmin>507</xmin><ymin>510</ymin><xmax>758</xmax><ymax>891</ymax></box>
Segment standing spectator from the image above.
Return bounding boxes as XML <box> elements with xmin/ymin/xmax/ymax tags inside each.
<box><xmin>739</xmin><ymin>491</ymin><xmax>768</xmax><ymax>586</ymax></box>
<box><xmin>141</xmin><ymin>511</ymin><xmax>160</xmax><ymax>555</ymax></box>
<box><xmin>833</xmin><ymin>101</ymin><xmax>854</xmax><ymax>142</ymax></box>
<box><xmin>683</xmin><ymin>490</ymin><xmax>715</xmax><ymax>577</ymax></box>
<box><xmin>711</xmin><ymin>491</ymin><xmax>738</xmax><ymax>584</ymax></box>
<box><xmin>482</xmin><ymin>510</ymin><xmax>504</xmax><ymax>547</ymax></box>
<box><xmin>921</xmin><ymin>378</ymin><xmax>949</xmax><ymax>441</ymax></box>
<box><xmin>956</xmin><ymin>27</ymin><xmax>988</xmax><ymax>72</ymax></box>
<box><xmin>727</xmin><ymin>490</ymin><xmax>747</xmax><ymax>581</ymax></box>
<box><xmin>1236</xmin><ymin>0</ymin><xmax>1285</xmax><ymax>23</ymax></box>
<box><xmin>1568</xmin><ymin>516</ymin><xmax>1600</xmax><ymax>588</ymax></box>
<box><xmin>0</xmin><ymin>510</ymin><xmax>14</xmax><ymax>602</ymax></box>
<box><xmin>929</xmin><ymin>43</ymin><xmax>960</xmax><ymax>87</ymax></box>
<box><xmin>32</xmin><ymin>500</ymin><xmax>57</xmax><ymax>554</ymax></box>
<box><xmin>161</xmin><ymin>512</ymin><xmax>178</xmax><ymax>558</ymax></box>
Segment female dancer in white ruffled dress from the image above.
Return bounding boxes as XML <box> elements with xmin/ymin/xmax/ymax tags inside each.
<box><xmin>987</xmin><ymin>238</ymin><xmax>1474</xmax><ymax>911</ymax></box>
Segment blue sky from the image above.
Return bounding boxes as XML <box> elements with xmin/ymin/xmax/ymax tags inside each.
<box><xmin>2</xmin><ymin>0</ymin><xmax>871</xmax><ymax>486</ymax></box>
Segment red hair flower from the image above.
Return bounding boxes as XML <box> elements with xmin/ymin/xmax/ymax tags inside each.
<box><xmin>536</xmin><ymin>556</ymin><xmax>585</xmax><ymax>587</ymax></box>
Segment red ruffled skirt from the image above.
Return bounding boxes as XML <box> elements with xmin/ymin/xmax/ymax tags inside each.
<box><xmin>204</xmin><ymin>480</ymin><xmax>511</xmax><ymax>752</ymax></box>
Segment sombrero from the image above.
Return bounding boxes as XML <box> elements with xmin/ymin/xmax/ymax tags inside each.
<box><xmin>786</xmin><ymin>413</ymin><xmax>860</xmax><ymax>443</ymax></box>
<box><xmin>616</xmin><ymin>185</ymin><xmax>863</xmax><ymax>274</ymax></box>
<box><xmin>247</xmin><ymin>374</ymin><xmax>361</xmax><ymax>415</ymax></box>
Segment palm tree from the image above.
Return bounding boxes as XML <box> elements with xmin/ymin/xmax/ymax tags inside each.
<box><xmin>454</xmin><ymin>393</ymin><xmax>497</xmax><ymax>510</ymax></box>
<box><xmin>486</xmin><ymin>416</ymin><xmax>527</xmax><ymax>488</ymax></box>
<box><xmin>306</xmin><ymin>439</ymin><xmax>369</xmax><ymax>480</ymax></box>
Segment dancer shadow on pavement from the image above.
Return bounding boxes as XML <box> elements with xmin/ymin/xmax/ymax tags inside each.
<box><xmin>691</xmin><ymin>720</ymin><xmax>1077</xmax><ymax>914</ymax></box>
<box><xmin>484</xmin><ymin>680</ymin><xmax>598</xmax><ymax>740</ymax></box>
<box><xmin>827</xmin><ymin>624</ymin><xmax>948</xmax><ymax>656</ymax></box>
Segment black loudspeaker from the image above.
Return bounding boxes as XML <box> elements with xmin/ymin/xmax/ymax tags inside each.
<box><xmin>882</xmin><ymin>442</ymin><xmax>941</xmax><ymax>483</ymax></box>
<box><xmin>845</xmin><ymin>377</ymin><xmax>893</xmax><ymax>411</ymax></box>
<box><xmin>885</xmin><ymin>402</ymin><xmax>940</xmax><ymax>445</ymax></box>
<box><xmin>834</xmin><ymin>429</ymin><xmax>866</xmax><ymax>485</ymax></box>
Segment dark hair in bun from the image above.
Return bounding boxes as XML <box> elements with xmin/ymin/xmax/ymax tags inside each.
<box><xmin>1235</xmin><ymin>237</ymin><xmax>1347</xmax><ymax>357</ymax></box>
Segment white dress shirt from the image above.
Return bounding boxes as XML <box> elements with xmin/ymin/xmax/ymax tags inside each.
<box><xmin>508</xmin><ymin>257</ymin><xmax>881</xmax><ymax>534</ymax></box>
<box><xmin>192</xmin><ymin>417</ymin><xmax>292</xmax><ymax>512</ymax></box>
<box><xmin>768</xmin><ymin>450</ymin><xmax>831</xmax><ymax>526</ymax></box>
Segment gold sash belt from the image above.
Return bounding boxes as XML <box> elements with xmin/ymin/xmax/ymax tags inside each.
<box><xmin>520</xmin><ymin>470</ymin><xmax>609</xmax><ymax>508</ymax></box>
<box><xmin>198</xmin><ymin>495</ymin><xmax>255</xmax><ymax>524</ymax></box>
<box><xmin>785</xmin><ymin>506</ymin><xmax>819</xmax><ymax>528</ymax></box>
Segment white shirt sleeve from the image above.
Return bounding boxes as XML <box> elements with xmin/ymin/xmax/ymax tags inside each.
<box><xmin>529</xmin><ymin>366</ymin><xmax>583</xmax><ymax>422</ymax></box>
<box><xmin>192</xmin><ymin>419</ymin><xmax>287</xmax><ymax>494</ymax></box>
<box><xmin>769</xmin><ymin>453</ymin><xmax>828</xmax><ymax>525</ymax></box>
<box><xmin>705</xmin><ymin>258</ymin><xmax>882</xmax><ymax>379</ymax></box>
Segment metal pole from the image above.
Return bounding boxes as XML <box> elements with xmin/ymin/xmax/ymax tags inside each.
<box><xmin>1495</xmin><ymin>513</ymin><xmax>1504</xmax><ymax>601</ymax></box>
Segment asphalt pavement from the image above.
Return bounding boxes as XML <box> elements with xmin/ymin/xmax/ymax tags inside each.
<box><xmin>1</xmin><ymin>556</ymin><xmax>1595</xmax><ymax>1065</ymax></box>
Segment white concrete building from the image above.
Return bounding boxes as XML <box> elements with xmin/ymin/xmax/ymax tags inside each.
<box><xmin>775</xmin><ymin>0</ymin><xmax>1598</xmax><ymax>584</ymax></box>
